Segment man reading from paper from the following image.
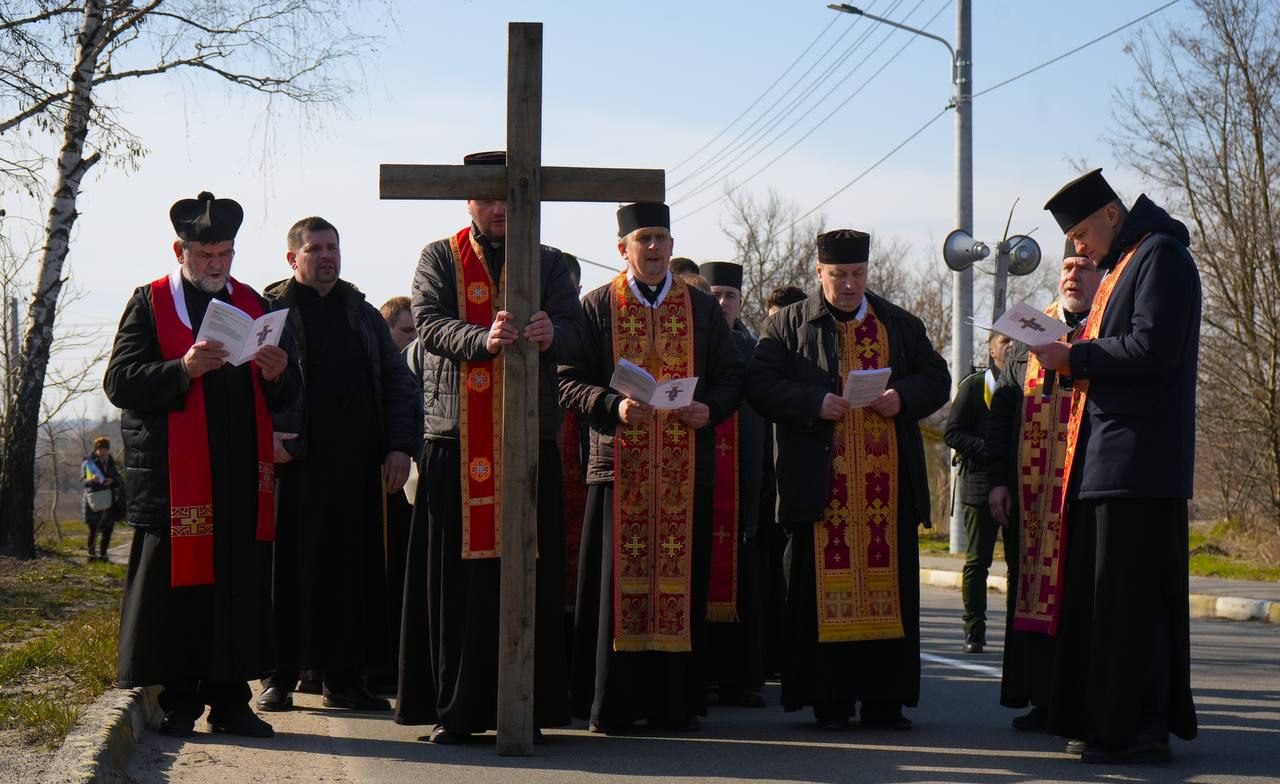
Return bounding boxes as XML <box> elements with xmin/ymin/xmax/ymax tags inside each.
<box><xmin>559</xmin><ymin>202</ymin><xmax>744</xmax><ymax>733</ymax></box>
<box><xmin>746</xmin><ymin>229</ymin><xmax>949</xmax><ymax>731</ymax></box>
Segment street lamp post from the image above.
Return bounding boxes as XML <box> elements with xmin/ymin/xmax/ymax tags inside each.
<box><xmin>827</xmin><ymin>2</ymin><xmax>973</xmax><ymax>554</ymax></box>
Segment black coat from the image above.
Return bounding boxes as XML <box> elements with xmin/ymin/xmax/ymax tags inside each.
<box><xmin>412</xmin><ymin>227</ymin><xmax>583</xmax><ymax>443</ymax></box>
<box><xmin>1066</xmin><ymin>195</ymin><xmax>1201</xmax><ymax>500</ymax></box>
<box><xmin>944</xmin><ymin>370</ymin><xmax>991</xmax><ymax>506</ymax></box>
<box><xmin>557</xmin><ymin>277</ymin><xmax>745</xmax><ymax>487</ymax></box>
<box><xmin>262</xmin><ymin>277</ymin><xmax>418</xmax><ymax>461</ymax></box>
<box><xmin>729</xmin><ymin>325</ymin><xmax>772</xmax><ymax>539</ymax></box>
<box><xmin>745</xmin><ymin>291</ymin><xmax>950</xmax><ymax>527</ymax></box>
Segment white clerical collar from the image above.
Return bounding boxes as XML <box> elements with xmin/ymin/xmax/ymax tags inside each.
<box><xmin>168</xmin><ymin>267</ymin><xmax>233</xmax><ymax>329</ymax></box>
<box><xmin>626</xmin><ymin>269</ymin><xmax>672</xmax><ymax>309</ymax></box>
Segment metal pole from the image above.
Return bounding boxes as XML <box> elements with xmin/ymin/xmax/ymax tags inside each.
<box><xmin>948</xmin><ymin>0</ymin><xmax>974</xmax><ymax>555</ymax></box>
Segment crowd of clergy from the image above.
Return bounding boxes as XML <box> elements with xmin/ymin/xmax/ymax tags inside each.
<box><xmin>103</xmin><ymin>156</ymin><xmax>1199</xmax><ymax>766</ymax></box>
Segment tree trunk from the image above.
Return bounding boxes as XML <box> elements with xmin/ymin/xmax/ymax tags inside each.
<box><xmin>0</xmin><ymin>1</ymin><xmax>104</xmax><ymax>558</ymax></box>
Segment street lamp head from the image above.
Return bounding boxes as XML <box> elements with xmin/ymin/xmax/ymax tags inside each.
<box><xmin>826</xmin><ymin>4</ymin><xmax>864</xmax><ymax>15</ymax></box>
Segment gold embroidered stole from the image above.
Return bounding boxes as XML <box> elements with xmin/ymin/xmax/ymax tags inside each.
<box><xmin>451</xmin><ymin>227</ymin><xmax>504</xmax><ymax>559</ymax></box>
<box><xmin>1061</xmin><ymin>241</ymin><xmax>1144</xmax><ymax>511</ymax></box>
<box><xmin>707</xmin><ymin>413</ymin><xmax>740</xmax><ymax>622</ymax></box>
<box><xmin>610</xmin><ymin>273</ymin><xmax>697</xmax><ymax>652</ymax></box>
<box><xmin>1013</xmin><ymin>302</ymin><xmax>1074</xmax><ymax>635</ymax></box>
<box><xmin>815</xmin><ymin>306</ymin><xmax>903</xmax><ymax>643</ymax></box>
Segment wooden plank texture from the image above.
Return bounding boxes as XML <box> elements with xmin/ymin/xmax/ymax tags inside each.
<box><xmin>380</xmin><ymin>164</ymin><xmax>664</xmax><ymax>202</ymax></box>
<box><xmin>495</xmin><ymin>20</ymin><xmax>541</xmax><ymax>758</ymax></box>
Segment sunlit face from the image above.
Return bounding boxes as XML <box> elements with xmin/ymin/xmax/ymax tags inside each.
<box><xmin>388</xmin><ymin>309</ymin><xmax>415</xmax><ymax>351</ymax></box>
<box><xmin>467</xmin><ymin>199</ymin><xmax>507</xmax><ymax>239</ymax></box>
<box><xmin>288</xmin><ymin>229</ymin><xmax>341</xmax><ymax>291</ymax></box>
<box><xmin>816</xmin><ymin>262</ymin><xmax>868</xmax><ymax>313</ymax></box>
<box><xmin>175</xmin><ymin>239</ymin><xmax>235</xmax><ymax>294</ymax></box>
<box><xmin>618</xmin><ymin>227</ymin><xmax>674</xmax><ymax>286</ymax></box>
<box><xmin>1065</xmin><ymin>204</ymin><xmax>1123</xmax><ymax>264</ymax></box>
<box><xmin>1059</xmin><ymin>254</ymin><xmax>1101</xmax><ymax>314</ymax></box>
<box><xmin>711</xmin><ymin>285</ymin><xmax>742</xmax><ymax>326</ymax></box>
<box><xmin>989</xmin><ymin>334</ymin><xmax>1014</xmax><ymax>371</ymax></box>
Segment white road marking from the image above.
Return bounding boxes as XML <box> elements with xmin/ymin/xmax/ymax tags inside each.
<box><xmin>921</xmin><ymin>651</ymin><xmax>1003</xmax><ymax>678</ymax></box>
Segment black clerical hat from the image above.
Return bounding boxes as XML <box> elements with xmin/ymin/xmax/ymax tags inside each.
<box><xmin>617</xmin><ymin>202</ymin><xmax>670</xmax><ymax>237</ymax></box>
<box><xmin>1044</xmin><ymin>168</ymin><xmax>1120</xmax><ymax>232</ymax></box>
<box><xmin>701</xmin><ymin>261</ymin><xmax>743</xmax><ymax>290</ymax></box>
<box><xmin>1063</xmin><ymin>237</ymin><xmax>1081</xmax><ymax>259</ymax></box>
<box><xmin>817</xmin><ymin>229</ymin><xmax>870</xmax><ymax>264</ymax></box>
<box><xmin>464</xmin><ymin>150</ymin><xmax>506</xmax><ymax>166</ymax></box>
<box><xmin>170</xmin><ymin>191</ymin><xmax>243</xmax><ymax>243</ymax></box>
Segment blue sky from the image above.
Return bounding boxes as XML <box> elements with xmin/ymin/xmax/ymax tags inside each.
<box><xmin>1</xmin><ymin>0</ymin><xmax>1199</xmax><ymax>417</ymax></box>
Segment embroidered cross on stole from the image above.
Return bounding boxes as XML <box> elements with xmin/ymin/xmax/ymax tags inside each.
<box><xmin>1014</xmin><ymin>302</ymin><xmax>1074</xmax><ymax>635</ymax></box>
<box><xmin>451</xmin><ymin>227</ymin><xmax>504</xmax><ymax>559</ymax></box>
<box><xmin>707</xmin><ymin>413</ymin><xmax>740</xmax><ymax>622</ymax></box>
<box><xmin>815</xmin><ymin>306</ymin><xmax>903</xmax><ymax>643</ymax></box>
<box><xmin>610</xmin><ymin>273</ymin><xmax>697</xmax><ymax>652</ymax></box>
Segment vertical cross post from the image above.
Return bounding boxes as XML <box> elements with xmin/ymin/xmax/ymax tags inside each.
<box><xmin>496</xmin><ymin>21</ymin><xmax>541</xmax><ymax>757</ymax></box>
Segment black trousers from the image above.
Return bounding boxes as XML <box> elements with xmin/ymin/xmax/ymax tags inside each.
<box><xmin>159</xmin><ymin>679</ymin><xmax>251</xmax><ymax>720</ymax></box>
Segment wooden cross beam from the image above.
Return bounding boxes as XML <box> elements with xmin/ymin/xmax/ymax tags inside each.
<box><xmin>378</xmin><ymin>21</ymin><xmax>664</xmax><ymax>756</ymax></box>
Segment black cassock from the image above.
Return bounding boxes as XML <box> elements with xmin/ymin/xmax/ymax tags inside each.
<box><xmin>272</xmin><ymin>286</ymin><xmax>389</xmax><ymax>680</ymax></box>
<box><xmin>108</xmin><ymin>279</ymin><xmax>295</xmax><ymax>690</ymax></box>
<box><xmin>396</xmin><ymin>439</ymin><xmax>570</xmax><ymax>732</ymax></box>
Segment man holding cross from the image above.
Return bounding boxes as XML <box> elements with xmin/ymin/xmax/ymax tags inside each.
<box><xmin>559</xmin><ymin>203</ymin><xmax>745</xmax><ymax>733</ymax></box>
<box><xmin>397</xmin><ymin>151</ymin><xmax>580</xmax><ymax>744</ymax></box>
<box><xmin>746</xmin><ymin>229</ymin><xmax>949</xmax><ymax>731</ymax></box>
<box><xmin>256</xmin><ymin>216</ymin><xmax>418</xmax><ymax>713</ymax></box>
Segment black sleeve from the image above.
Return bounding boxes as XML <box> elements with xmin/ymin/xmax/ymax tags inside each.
<box><xmin>699</xmin><ymin>297</ymin><xmax>746</xmax><ymax>426</ymax></box>
<box><xmin>984</xmin><ymin>381</ymin><xmax>1022</xmax><ymax>490</ymax></box>
<box><xmin>412</xmin><ymin>240</ymin><xmax>496</xmax><ymax>363</ymax></box>
<box><xmin>370</xmin><ymin>305</ymin><xmax>419</xmax><ymax>456</ymax></box>
<box><xmin>943</xmin><ymin>375</ymin><xmax>985</xmax><ymax>459</ymax></box>
<box><xmin>891</xmin><ymin>315</ymin><xmax>951</xmax><ymax>421</ymax></box>
<box><xmin>103</xmin><ymin>288</ymin><xmax>192</xmax><ymax>413</ymax></box>
<box><xmin>745</xmin><ymin>313</ymin><xmax>827</xmax><ymax>429</ymax></box>
<box><xmin>542</xmin><ymin>248</ymin><xmax>585</xmax><ymax>364</ymax></box>
<box><xmin>558</xmin><ymin>291</ymin><xmax>620</xmax><ymax>427</ymax></box>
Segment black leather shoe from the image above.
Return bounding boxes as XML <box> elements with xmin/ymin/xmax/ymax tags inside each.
<box><xmin>662</xmin><ymin>715</ymin><xmax>700</xmax><ymax>732</ymax></box>
<box><xmin>322</xmin><ymin>686</ymin><xmax>391</xmax><ymax>711</ymax></box>
<box><xmin>861</xmin><ymin>710</ymin><xmax>912</xmax><ymax>730</ymax></box>
<box><xmin>815</xmin><ymin>718</ymin><xmax>850</xmax><ymax>731</ymax></box>
<box><xmin>428</xmin><ymin>726</ymin><xmax>471</xmax><ymax>744</ymax></box>
<box><xmin>1011</xmin><ymin>706</ymin><xmax>1048</xmax><ymax>731</ymax></box>
<box><xmin>207</xmin><ymin>710</ymin><xmax>274</xmax><ymax>738</ymax></box>
<box><xmin>157</xmin><ymin>712</ymin><xmax>196</xmax><ymax>738</ymax></box>
<box><xmin>1065</xmin><ymin>739</ymin><xmax>1087</xmax><ymax>756</ymax></box>
<box><xmin>256</xmin><ymin>685</ymin><xmax>293</xmax><ymax>712</ymax></box>
<box><xmin>734</xmin><ymin>689</ymin><xmax>767</xmax><ymax>708</ymax></box>
<box><xmin>1081</xmin><ymin>740</ymin><xmax>1171</xmax><ymax>764</ymax></box>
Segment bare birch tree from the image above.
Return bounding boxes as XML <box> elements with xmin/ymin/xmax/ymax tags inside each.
<box><xmin>0</xmin><ymin>0</ymin><xmax>377</xmax><ymax>557</ymax></box>
<box><xmin>1111</xmin><ymin>0</ymin><xmax>1280</xmax><ymax>534</ymax></box>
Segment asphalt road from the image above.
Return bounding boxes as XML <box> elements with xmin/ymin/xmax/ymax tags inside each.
<box><xmin>124</xmin><ymin>586</ymin><xmax>1280</xmax><ymax>784</ymax></box>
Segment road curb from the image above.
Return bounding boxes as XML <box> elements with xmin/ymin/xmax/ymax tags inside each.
<box><xmin>919</xmin><ymin>567</ymin><xmax>1276</xmax><ymax>624</ymax></box>
<box><xmin>40</xmin><ymin>684</ymin><xmax>161</xmax><ymax>784</ymax></box>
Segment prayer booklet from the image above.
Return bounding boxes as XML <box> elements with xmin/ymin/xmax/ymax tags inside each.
<box><xmin>843</xmin><ymin>367</ymin><xmax>892</xmax><ymax>408</ymax></box>
<box><xmin>194</xmin><ymin>299</ymin><xmax>289</xmax><ymax>366</ymax></box>
<box><xmin>609</xmin><ymin>357</ymin><xmax>699</xmax><ymax>410</ymax></box>
<box><xmin>986</xmin><ymin>302</ymin><xmax>1071</xmax><ymax>344</ymax></box>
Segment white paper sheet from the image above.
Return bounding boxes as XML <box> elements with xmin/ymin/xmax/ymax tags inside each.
<box><xmin>608</xmin><ymin>357</ymin><xmax>699</xmax><ymax>410</ymax></box>
<box><xmin>989</xmin><ymin>302</ymin><xmax>1070</xmax><ymax>344</ymax></box>
<box><xmin>843</xmin><ymin>367</ymin><xmax>892</xmax><ymax>408</ymax></box>
<box><xmin>194</xmin><ymin>299</ymin><xmax>288</xmax><ymax>365</ymax></box>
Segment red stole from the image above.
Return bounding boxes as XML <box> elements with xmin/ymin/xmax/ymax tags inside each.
<box><xmin>815</xmin><ymin>307</ymin><xmax>903</xmax><ymax>643</ymax></box>
<box><xmin>610</xmin><ymin>273</ymin><xmax>697</xmax><ymax>652</ymax></box>
<box><xmin>707</xmin><ymin>413</ymin><xmax>740</xmax><ymax>622</ymax></box>
<box><xmin>450</xmin><ymin>227</ymin><xmax>504</xmax><ymax>559</ymax></box>
<box><xmin>559</xmin><ymin>411</ymin><xmax>587</xmax><ymax>612</ymax></box>
<box><xmin>1013</xmin><ymin>302</ymin><xmax>1075</xmax><ymax>635</ymax></box>
<box><xmin>150</xmin><ymin>274</ymin><xmax>275</xmax><ymax>588</ymax></box>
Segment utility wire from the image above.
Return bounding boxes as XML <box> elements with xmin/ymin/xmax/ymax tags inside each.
<box><xmin>673</xmin><ymin>0</ymin><xmax>944</xmax><ymax>214</ymax></box>
<box><xmin>669</xmin><ymin>2</ymin><xmax>892</xmax><ymax>191</ymax></box>
<box><xmin>973</xmin><ymin>0</ymin><xmax>1182</xmax><ymax>100</ymax></box>
<box><xmin>668</xmin><ymin>15</ymin><xmax>843</xmax><ymax>175</ymax></box>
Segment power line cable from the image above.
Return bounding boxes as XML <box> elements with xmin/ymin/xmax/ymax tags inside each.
<box><xmin>673</xmin><ymin>0</ymin><xmax>944</xmax><ymax>214</ymax></box>
<box><xmin>669</xmin><ymin>14</ymin><xmax>844</xmax><ymax>175</ymax></box>
<box><xmin>972</xmin><ymin>0</ymin><xmax>1182</xmax><ymax>100</ymax></box>
<box><xmin>669</xmin><ymin>2</ymin><xmax>894</xmax><ymax>191</ymax></box>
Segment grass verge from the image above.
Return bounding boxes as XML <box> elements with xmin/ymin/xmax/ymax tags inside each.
<box><xmin>0</xmin><ymin>519</ymin><xmax>126</xmax><ymax>749</ymax></box>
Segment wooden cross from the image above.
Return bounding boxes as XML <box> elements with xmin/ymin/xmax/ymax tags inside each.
<box><xmin>378</xmin><ymin>22</ymin><xmax>664</xmax><ymax>756</ymax></box>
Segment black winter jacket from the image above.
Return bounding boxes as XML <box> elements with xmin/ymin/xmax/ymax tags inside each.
<box><xmin>412</xmin><ymin>227</ymin><xmax>583</xmax><ymax>443</ymax></box>
<box><xmin>944</xmin><ymin>370</ymin><xmax>991</xmax><ymax>506</ymax></box>
<box><xmin>746</xmin><ymin>291</ymin><xmax>950</xmax><ymax>527</ymax></box>
<box><xmin>262</xmin><ymin>277</ymin><xmax>418</xmax><ymax>461</ymax></box>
